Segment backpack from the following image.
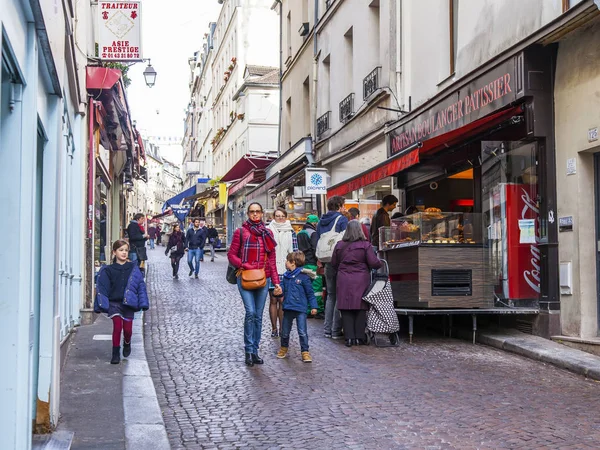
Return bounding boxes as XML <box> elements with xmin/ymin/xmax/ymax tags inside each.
<box><xmin>315</xmin><ymin>215</ymin><xmax>345</xmax><ymax>263</ymax></box>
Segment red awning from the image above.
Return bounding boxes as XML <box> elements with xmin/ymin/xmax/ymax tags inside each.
<box><xmin>228</xmin><ymin>169</ymin><xmax>266</xmax><ymax>196</ymax></box>
<box><xmin>328</xmin><ymin>105</ymin><xmax>522</xmax><ymax>198</ymax></box>
<box><xmin>221</xmin><ymin>155</ymin><xmax>275</xmax><ymax>182</ymax></box>
<box><xmin>86</xmin><ymin>67</ymin><xmax>122</xmax><ymax>90</ymax></box>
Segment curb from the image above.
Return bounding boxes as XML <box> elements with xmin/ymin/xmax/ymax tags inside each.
<box><xmin>122</xmin><ymin>310</ymin><xmax>170</xmax><ymax>450</ymax></box>
<box><xmin>477</xmin><ymin>329</ymin><xmax>600</xmax><ymax>382</ymax></box>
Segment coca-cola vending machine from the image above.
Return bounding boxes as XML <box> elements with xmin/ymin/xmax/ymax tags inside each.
<box><xmin>488</xmin><ymin>183</ymin><xmax>541</xmax><ymax>301</ymax></box>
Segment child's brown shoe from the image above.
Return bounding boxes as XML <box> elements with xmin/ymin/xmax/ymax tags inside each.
<box><xmin>277</xmin><ymin>347</ymin><xmax>288</xmax><ymax>359</ymax></box>
<box><xmin>301</xmin><ymin>351</ymin><xmax>312</xmax><ymax>363</ymax></box>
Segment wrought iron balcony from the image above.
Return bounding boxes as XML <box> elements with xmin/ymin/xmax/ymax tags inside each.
<box><xmin>317</xmin><ymin>111</ymin><xmax>331</xmax><ymax>137</ymax></box>
<box><xmin>363</xmin><ymin>66</ymin><xmax>381</xmax><ymax>100</ymax></box>
<box><xmin>339</xmin><ymin>93</ymin><xmax>355</xmax><ymax>123</ymax></box>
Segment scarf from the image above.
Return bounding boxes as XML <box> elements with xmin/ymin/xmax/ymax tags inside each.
<box><xmin>170</xmin><ymin>231</ymin><xmax>184</xmax><ymax>252</ymax></box>
<box><xmin>269</xmin><ymin>220</ymin><xmax>296</xmax><ymax>274</ymax></box>
<box><xmin>241</xmin><ymin>220</ymin><xmax>277</xmax><ymax>264</ymax></box>
<box><xmin>283</xmin><ymin>267</ymin><xmax>302</xmax><ymax>280</ymax></box>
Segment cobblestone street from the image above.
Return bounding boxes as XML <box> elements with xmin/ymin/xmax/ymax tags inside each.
<box><xmin>144</xmin><ymin>250</ymin><xmax>600</xmax><ymax>449</ymax></box>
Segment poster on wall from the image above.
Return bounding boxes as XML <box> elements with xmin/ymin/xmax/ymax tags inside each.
<box><xmin>305</xmin><ymin>168</ymin><xmax>328</xmax><ymax>195</ymax></box>
<box><xmin>98</xmin><ymin>2</ymin><xmax>143</xmax><ymax>61</ymax></box>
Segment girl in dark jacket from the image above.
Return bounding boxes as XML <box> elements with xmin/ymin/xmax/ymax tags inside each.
<box><xmin>331</xmin><ymin>220</ymin><xmax>382</xmax><ymax>347</ymax></box>
<box><xmin>165</xmin><ymin>224</ymin><xmax>185</xmax><ymax>279</ymax></box>
<box><xmin>228</xmin><ymin>202</ymin><xmax>281</xmax><ymax>367</ymax></box>
<box><xmin>95</xmin><ymin>239</ymin><xmax>149</xmax><ymax>364</ymax></box>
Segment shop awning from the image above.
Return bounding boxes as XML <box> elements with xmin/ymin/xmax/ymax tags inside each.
<box><xmin>86</xmin><ymin>67</ymin><xmax>122</xmax><ymax>90</ymax></box>
<box><xmin>162</xmin><ymin>186</ymin><xmax>196</xmax><ymax>212</ymax></box>
<box><xmin>328</xmin><ymin>105</ymin><xmax>523</xmax><ymax>198</ymax></box>
<box><xmin>228</xmin><ymin>169</ymin><xmax>266</xmax><ymax>196</ymax></box>
<box><xmin>246</xmin><ymin>172</ymin><xmax>281</xmax><ymax>201</ymax></box>
<box><xmin>221</xmin><ymin>155</ymin><xmax>275</xmax><ymax>182</ymax></box>
<box><xmin>183</xmin><ymin>187</ymin><xmax>218</xmax><ymax>203</ymax></box>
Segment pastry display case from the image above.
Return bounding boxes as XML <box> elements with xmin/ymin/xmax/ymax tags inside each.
<box><xmin>379</xmin><ymin>211</ymin><xmax>482</xmax><ymax>251</ymax></box>
<box><xmin>379</xmin><ymin>211</ymin><xmax>492</xmax><ymax>309</ymax></box>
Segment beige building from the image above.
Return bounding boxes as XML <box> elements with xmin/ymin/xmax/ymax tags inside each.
<box><xmin>554</xmin><ymin>15</ymin><xmax>600</xmax><ymax>342</ymax></box>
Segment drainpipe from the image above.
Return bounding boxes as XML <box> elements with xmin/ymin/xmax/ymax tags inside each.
<box><xmin>274</xmin><ymin>0</ymin><xmax>283</xmax><ymax>157</ymax></box>
<box><xmin>311</xmin><ymin>0</ymin><xmax>319</xmax><ymax>167</ymax></box>
<box><xmin>88</xmin><ymin>101</ymin><xmax>94</xmax><ymax>240</ymax></box>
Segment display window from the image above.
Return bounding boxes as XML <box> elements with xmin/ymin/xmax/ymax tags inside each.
<box><xmin>342</xmin><ymin>177</ymin><xmax>396</xmax><ymax>222</ymax></box>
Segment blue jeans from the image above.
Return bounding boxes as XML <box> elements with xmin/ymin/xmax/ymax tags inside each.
<box><xmin>129</xmin><ymin>251</ymin><xmax>138</xmax><ymax>263</ymax></box>
<box><xmin>237</xmin><ymin>277</ymin><xmax>270</xmax><ymax>354</ymax></box>
<box><xmin>149</xmin><ymin>238</ymin><xmax>155</xmax><ymax>249</ymax></box>
<box><xmin>187</xmin><ymin>248</ymin><xmax>202</xmax><ymax>274</ymax></box>
<box><xmin>281</xmin><ymin>310</ymin><xmax>309</xmax><ymax>352</ymax></box>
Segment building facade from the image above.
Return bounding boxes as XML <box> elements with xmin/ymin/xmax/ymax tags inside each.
<box><xmin>0</xmin><ymin>0</ymin><xmax>89</xmax><ymax>445</ymax></box>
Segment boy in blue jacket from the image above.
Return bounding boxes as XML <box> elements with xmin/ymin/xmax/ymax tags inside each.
<box><xmin>277</xmin><ymin>251</ymin><xmax>318</xmax><ymax>363</ymax></box>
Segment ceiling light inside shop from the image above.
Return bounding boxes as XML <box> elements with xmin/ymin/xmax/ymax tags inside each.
<box><xmin>380</xmin><ymin>185</ymin><xmax>390</xmax><ymax>188</ymax></box>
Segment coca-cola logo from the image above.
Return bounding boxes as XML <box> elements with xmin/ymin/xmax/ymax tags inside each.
<box><xmin>521</xmin><ymin>188</ymin><xmax>541</xmax><ymax>294</ymax></box>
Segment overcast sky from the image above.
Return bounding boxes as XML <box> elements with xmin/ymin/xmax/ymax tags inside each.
<box><xmin>127</xmin><ymin>0</ymin><xmax>222</xmax><ymax>164</ymax></box>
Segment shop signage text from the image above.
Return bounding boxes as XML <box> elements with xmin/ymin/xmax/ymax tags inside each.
<box><xmin>98</xmin><ymin>2</ymin><xmax>142</xmax><ymax>61</ymax></box>
<box><xmin>305</xmin><ymin>168</ymin><xmax>328</xmax><ymax>195</ymax></box>
<box><xmin>559</xmin><ymin>216</ymin><xmax>573</xmax><ymax>232</ymax></box>
<box><xmin>389</xmin><ymin>60</ymin><xmax>518</xmax><ymax>157</ymax></box>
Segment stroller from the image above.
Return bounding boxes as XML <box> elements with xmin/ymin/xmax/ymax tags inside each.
<box><xmin>363</xmin><ymin>260</ymin><xmax>400</xmax><ymax>347</ymax></box>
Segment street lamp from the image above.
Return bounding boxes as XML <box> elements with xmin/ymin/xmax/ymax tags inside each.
<box><xmin>143</xmin><ymin>61</ymin><xmax>157</xmax><ymax>88</ymax></box>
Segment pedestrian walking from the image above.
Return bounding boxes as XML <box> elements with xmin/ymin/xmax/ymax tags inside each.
<box><xmin>316</xmin><ymin>195</ymin><xmax>349</xmax><ymax>339</ymax></box>
<box><xmin>185</xmin><ymin>218</ymin><xmax>207</xmax><ymax>279</ymax></box>
<box><xmin>156</xmin><ymin>224</ymin><xmax>162</xmax><ymax>246</ymax></box>
<box><xmin>227</xmin><ymin>202</ymin><xmax>281</xmax><ymax>367</ymax></box>
<box><xmin>267</xmin><ymin>208</ymin><xmax>298</xmax><ymax>338</ymax></box>
<box><xmin>277</xmin><ymin>251</ymin><xmax>318</xmax><ymax>362</ymax></box>
<box><xmin>148</xmin><ymin>225</ymin><xmax>157</xmax><ymax>249</ymax></box>
<box><xmin>331</xmin><ymin>220</ymin><xmax>382</xmax><ymax>347</ymax></box>
<box><xmin>126</xmin><ymin>213</ymin><xmax>149</xmax><ymax>267</ymax></box>
<box><xmin>370</xmin><ymin>194</ymin><xmax>398</xmax><ymax>250</ymax></box>
<box><xmin>165</xmin><ymin>223</ymin><xmax>185</xmax><ymax>279</ymax></box>
<box><xmin>94</xmin><ymin>239</ymin><xmax>149</xmax><ymax>364</ymax></box>
<box><xmin>207</xmin><ymin>223</ymin><xmax>219</xmax><ymax>262</ymax></box>
<box><xmin>297</xmin><ymin>215</ymin><xmax>324</xmax><ymax>317</ymax></box>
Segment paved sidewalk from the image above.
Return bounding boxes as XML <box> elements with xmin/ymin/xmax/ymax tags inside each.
<box><xmin>58</xmin><ymin>306</ymin><xmax>169</xmax><ymax>449</ymax></box>
<box><xmin>477</xmin><ymin>328</ymin><xmax>600</xmax><ymax>381</ymax></box>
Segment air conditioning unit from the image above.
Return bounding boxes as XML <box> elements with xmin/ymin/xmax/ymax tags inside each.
<box><xmin>299</xmin><ymin>22</ymin><xmax>309</xmax><ymax>37</ymax></box>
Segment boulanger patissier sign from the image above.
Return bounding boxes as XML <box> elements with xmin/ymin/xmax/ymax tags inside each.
<box><xmin>98</xmin><ymin>2</ymin><xmax>142</xmax><ymax>61</ymax></box>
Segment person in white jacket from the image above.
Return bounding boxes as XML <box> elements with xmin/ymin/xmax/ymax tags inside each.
<box><xmin>267</xmin><ymin>208</ymin><xmax>298</xmax><ymax>337</ymax></box>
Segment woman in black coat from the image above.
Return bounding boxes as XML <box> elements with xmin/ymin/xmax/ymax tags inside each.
<box><xmin>331</xmin><ymin>220</ymin><xmax>382</xmax><ymax>347</ymax></box>
<box><xmin>165</xmin><ymin>224</ymin><xmax>186</xmax><ymax>279</ymax></box>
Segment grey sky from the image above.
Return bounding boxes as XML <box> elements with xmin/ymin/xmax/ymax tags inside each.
<box><xmin>127</xmin><ymin>0</ymin><xmax>222</xmax><ymax>164</ymax></box>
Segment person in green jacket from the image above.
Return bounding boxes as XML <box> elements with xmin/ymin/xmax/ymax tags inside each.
<box><xmin>297</xmin><ymin>215</ymin><xmax>324</xmax><ymax>317</ymax></box>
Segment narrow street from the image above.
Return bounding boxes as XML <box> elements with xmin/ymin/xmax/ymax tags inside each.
<box><xmin>144</xmin><ymin>250</ymin><xmax>600</xmax><ymax>449</ymax></box>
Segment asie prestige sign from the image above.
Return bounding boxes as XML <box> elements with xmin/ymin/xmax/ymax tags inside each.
<box><xmin>98</xmin><ymin>2</ymin><xmax>143</xmax><ymax>61</ymax></box>
<box><xmin>305</xmin><ymin>168</ymin><xmax>328</xmax><ymax>195</ymax></box>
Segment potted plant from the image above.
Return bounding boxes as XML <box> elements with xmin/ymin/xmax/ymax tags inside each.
<box><xmin>237</xmin><ymin>113</ymin><xmax>245</xmax><ymax>120</ymax></box>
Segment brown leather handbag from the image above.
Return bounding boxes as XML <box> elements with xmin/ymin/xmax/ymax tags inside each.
<box><xmin>240</xmin><ymin>253</ymin><xmax>268</xmax><ymax>290</ymax></box>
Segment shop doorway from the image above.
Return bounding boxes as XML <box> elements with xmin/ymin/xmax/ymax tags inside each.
<box><xmin>595</xmin><ymin>153</ymin><xmax>600</xmax><ymax>335</ymax></box>
<box><xmin>481</xmin><ymin>140</ymin><xmax>540</xmax><ymax>307</ymax></box>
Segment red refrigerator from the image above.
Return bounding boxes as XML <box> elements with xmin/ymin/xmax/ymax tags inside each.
<box><xmin>489</xmin><ymin>183</ymin><xmax>541</xmax><ymax>300</ymax></box>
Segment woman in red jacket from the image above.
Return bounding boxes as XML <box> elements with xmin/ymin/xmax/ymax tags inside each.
<box><xmin>228</xmin><ymin>202</ymin><xmax>281</xmax><ymax>367</ymax></box>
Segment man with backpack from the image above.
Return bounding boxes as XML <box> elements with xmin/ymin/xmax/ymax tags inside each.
<box><xmin>316</xmin><ymin>196</ymin><xmax>349</xmax><ymax>339</ymax></box>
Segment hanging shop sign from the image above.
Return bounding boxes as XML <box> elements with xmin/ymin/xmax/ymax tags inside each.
<box><xmin>98</xmin><ymin>2</ymin><xmax>142</xmax><ymax>61</ymax></box>
<box><xmin>172</xmin><ymin>205</ymin><xmax>191</xmax><ymax>222</ymax></box>
<box><xmin>305</xmin><ymin>168</ymin><xmax>328</xmax><ymax>194</ymax></box>
<box><xmin>388</xmin><ymin>58</ymin><xmax>519</xmax><ymax>157</ymax></box>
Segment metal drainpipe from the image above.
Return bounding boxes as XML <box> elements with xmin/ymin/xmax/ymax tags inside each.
<box><xmin>311</xmin><ymin>0</ymin><xmax>319</xmax><ymax>168</ymax></box>
<box><xmin>275</xmin><ymin>0</ymin><xmax>283</xmax><ymax>157</ymax></box>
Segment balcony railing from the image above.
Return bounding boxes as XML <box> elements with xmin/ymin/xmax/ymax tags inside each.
<box><xmin>317</xmin><ymin>111</ymin><xmax>331</xmax><ymax>137</ymax></box>
<box><xmin>363</xmin><ymin>66</ymin><xmax>381</xmax><ymax>100</ymax></box>
<box><xmin>339</xmin><ymin>93</ymin><xmax>355</xmax><ymax>123</ymax></box>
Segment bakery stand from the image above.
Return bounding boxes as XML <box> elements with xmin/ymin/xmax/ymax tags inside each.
<box><xmin>395</xmin><ymin>307</ymin><xmax>540</xmax><ymax>344</ymax></box>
